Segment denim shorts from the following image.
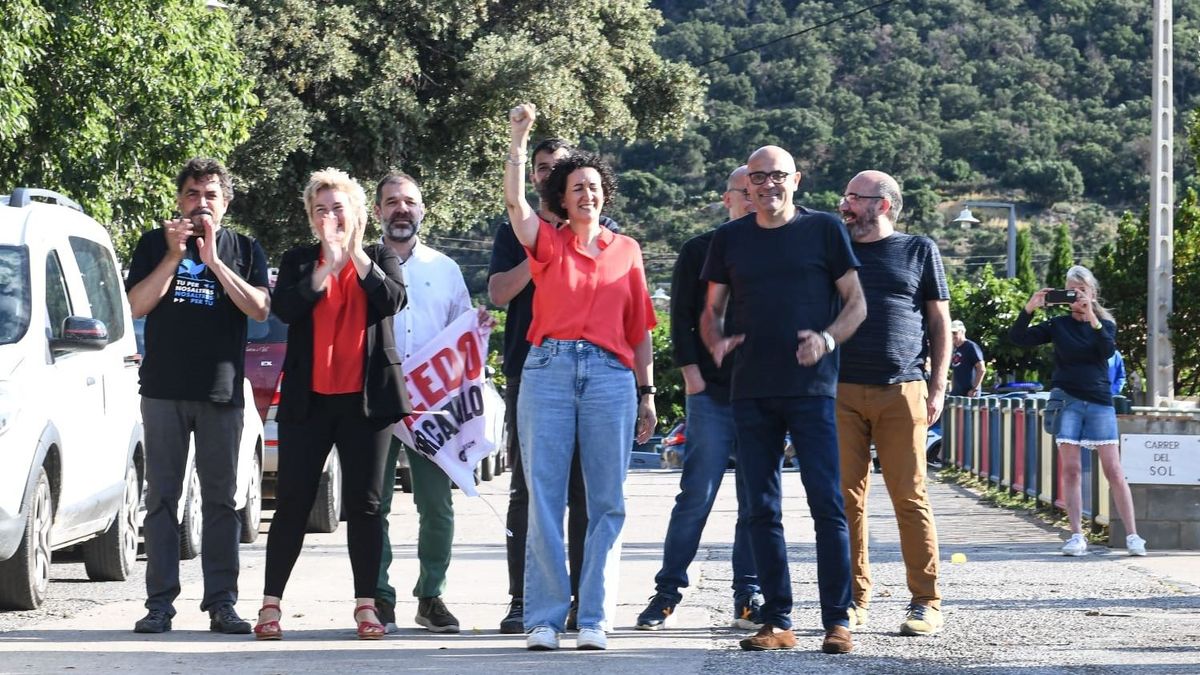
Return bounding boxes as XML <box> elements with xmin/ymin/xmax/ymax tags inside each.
<box><xmin>1044</xmin><ymin>388</ymin><xmax>1118</xmax><ymax>448</ymax></box>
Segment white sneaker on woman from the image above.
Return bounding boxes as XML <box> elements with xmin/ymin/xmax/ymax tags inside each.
<box><xmin>1061</xmin><ymin>533</ymin><xmax>1088</xmax><ymax>556</ymax></box>
<box><xmin>1126</xmin><ymin>534</ymin><xmax>1148</xmax><ymax>556</ymax></box>
<box><xmin>526</xmin><ymin>626</ymin><xmax>559</xmax><ymax>651</ymax></box>
<box><xmin>576</xmin><ymin>627</ymin><xmax>608</xmax><ymax>650</ymax></box>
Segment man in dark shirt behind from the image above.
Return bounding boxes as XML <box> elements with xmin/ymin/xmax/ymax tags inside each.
<box><xmin>635</xmin><ymin>165</ymin><xmax>761</xmax><ymax>631</ymax></box>
<box><xmin>125</xmin><ymin>158</ymin><xmax>271</xmax><ymax>635</ymax></box>
<box><xmin>835</xmin><ymin>170</ymin><xmax>951</xmax><ymax>637</ymax></box>
<box><xmin>487</xmin><ymin>138</ymin><xmax>619</xmax><ymax>634</ymax></box>
<box><xmin>950</xmin><ymin>320</ymin><xmax>985</xmax><ymax>396</ymax></box>
<box><xmin>701</xmin><ymin>145</ymin><xmax>866</xmax><ymax>654</ymax></box>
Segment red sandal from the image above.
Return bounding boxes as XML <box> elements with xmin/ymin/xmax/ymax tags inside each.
<box><xmin>355</xmin><ymin>604</ymin><xmax>385</xmax><ymax>640</ymax></box>
<box><xmin>254</xmin><ymin>604</ymin><xmax>283</xmax><ymax>641</ymax></box>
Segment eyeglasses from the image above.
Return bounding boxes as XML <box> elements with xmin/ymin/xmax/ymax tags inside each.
<box><xmin>841</xmin><ymin>193</ymin><xmax>885</xmax><ymax>204</ymax></box>
<box><xmin>747</xmin><ymin>171</ymin><xmax>792</xmax><ymax>186</ymax></box>
<box><xmin>724</xmin><ymin>188</ymin><xmax>750</xmax><ymax>199</ymax></box>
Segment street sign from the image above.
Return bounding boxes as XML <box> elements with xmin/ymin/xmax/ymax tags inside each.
<box><xmin>1121</xmin><ymin>434</ymin><xmax>1200</xmax><ymax>485</ymax></box>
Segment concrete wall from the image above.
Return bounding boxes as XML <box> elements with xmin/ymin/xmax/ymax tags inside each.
<box><xmin>1113</xmin><ymin>413</ymin><xmax>1200</xmax><ymax>550</ymax></box>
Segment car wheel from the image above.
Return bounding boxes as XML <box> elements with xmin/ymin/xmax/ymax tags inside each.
<box><xmin>83</xmin><ymin>461</ymin><xmax>138</xmax><ymax>581</ymax></box>
<box><xmin>179</xmin><ymin>466</ymin><xmax>202</xmax><ymax>560</ymax></box>
<box><xmin>0</xmin><ymin>467</ymin><xmax>53</xmax><ymax>610</ymax></box>
<box><xmin>239</xmin><ymin>452</ymin><xmax>263</xmax><ymax>544</ymax></box>
<box><xmin>397</xmin><ymin>466</ymin><xmax>413</xmax><ymax>494</ymax></box>
<box><xmin>306</xmin><ymin>451</ymin><xmax>341</xmax><ymax>534</ymax></box>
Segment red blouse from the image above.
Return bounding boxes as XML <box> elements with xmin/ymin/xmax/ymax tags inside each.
<box><xmin>311</xmin><ymin>259</ymin><xmax>367</xmax><ymax>394</ymax></box>
<box><xmin>524</xmin><ymin>218</ymin><xmax>657</xmax><ymax>369</ymax></box>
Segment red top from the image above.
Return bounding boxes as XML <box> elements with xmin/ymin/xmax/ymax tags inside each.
<box><xmin>524</xmin><ymin>218</ymin><xmax>657</xmax><ymax>369</ymax></box>
<box><xmin>311</xmin><ymin>259</ymin><xmax>367</xmax><ymax>394</ymax></box>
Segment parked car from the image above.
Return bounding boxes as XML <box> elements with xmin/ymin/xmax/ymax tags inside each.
<box><xmin>133</xmin><ymin>317</ymin><xmax>264</xmax><ymax>551</ymax></box>
<box><xmin>248</xmin><ymin>313</ymin><xmax>343</xmax><ymax>532</ymax></box>
<box><xmin>660</xmin><ymin>421</ymin><xmax>687</xmax><ymax>469</ymax></box>
<box><xmin>0</xmin><ymin>189</ymin><xmax>144</xmax><ymax>609</ymax></box>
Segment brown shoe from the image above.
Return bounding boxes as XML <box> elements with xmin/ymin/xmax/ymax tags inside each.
<box><xmin>822</xmin><ymin>625</ymin><xmax>853</xmax><ymax>654</ymax></box>
<box><xmin>739</xmin><ymin>624</ymin><xmax>796</xmax><ymax>651</ymax></box>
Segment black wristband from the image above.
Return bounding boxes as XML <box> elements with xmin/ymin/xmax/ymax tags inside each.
<box><xmin>638</xmin><ymin>385</ymin><xmax>657</xmax><ymax>397</ymax></box>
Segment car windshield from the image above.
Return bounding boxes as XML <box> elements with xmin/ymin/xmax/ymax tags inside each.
<box><xmin>0</xmin><ymin>245</ymin><xmax>31</xmax><ymax>345</ymax></box>
<box><xmin>247</xmin><ymin>312</ymin><xmax>288</xmax><ymax>343</ymax></box>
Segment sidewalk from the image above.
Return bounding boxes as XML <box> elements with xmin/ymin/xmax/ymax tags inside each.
<box><xmin>1</xmin><ymin>469</ymin><xmax>1197</xmax><ymax>674</ymax></box>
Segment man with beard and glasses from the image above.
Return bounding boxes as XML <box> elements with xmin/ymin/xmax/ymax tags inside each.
<box><xmin>372</xmin><ymin>171</ymin><xmax>493</xmax><ymax>634</ymax></box>
<box><xmin>125</xmin><ymin>157</ymin><xmax>271</xmax><ymax>635</ymax></box>
<box><xmin>700</xmin><ymin>146</ymin><xmax>865</xmax><ymax>654</ymax></box>
<box><xmin>636</xmin><ymin>165</ymin><xmax>762</xmax><ymax>632</ymax></box>
<box><xmin>835</xmin><ymin>170</ymin><xmax>950</xmax><ymax>637</ymax></box>
<box><xmin>487</xmin><ymin>138</ymin><xmax>621</xmax><ymax>635</ymax></box>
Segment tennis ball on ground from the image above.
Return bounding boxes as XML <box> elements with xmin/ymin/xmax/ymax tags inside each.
<box><xmin>950</xmin><ymin>552</ymin><xmax>967</xmax><ymax>563</ymax></box>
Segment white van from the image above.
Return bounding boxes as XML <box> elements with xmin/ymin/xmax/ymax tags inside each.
<box><xmin>0</xmin><ymin>189</ymin><xmax>144</xmax><ymax>609</ymax></box>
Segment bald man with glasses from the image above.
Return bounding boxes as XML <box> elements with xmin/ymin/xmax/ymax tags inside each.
<box><xmin>701</xmin><ymin>146</ymin><xmax>866</xmax><ymax>654</ymax></box>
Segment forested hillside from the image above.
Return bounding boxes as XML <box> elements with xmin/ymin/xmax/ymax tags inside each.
<box><xmin>599</xmin><ymin>0</ymin><xmax>1200</xmax><ymax>286</ymax></box>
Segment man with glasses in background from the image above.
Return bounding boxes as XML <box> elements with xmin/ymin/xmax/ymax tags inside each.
<box><xmin>701</xmin><ymin>146</ymin><xmax>866</xmax><ymax>654</ymax></box>
<box><xmin>636</xmin><ymin>165</ymin><xmax>761</xmax><ymax>631</ymax></box>
<box><xmin>835</xmin><ymin>170</ymin><xmax>950</xmax><ymax>637</ymax></box>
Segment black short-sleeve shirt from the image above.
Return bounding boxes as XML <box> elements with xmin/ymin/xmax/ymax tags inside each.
<box><xmin>701</xmin><ymin>209</ymin><xmax>859</xmax><ymax>400</ymax></box>
<box><xmin>125</xmin><ymin>227</ymin><xmax>270</xmax><ymax>405</ymax></box>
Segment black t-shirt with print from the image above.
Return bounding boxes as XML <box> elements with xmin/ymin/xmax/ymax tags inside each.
<box><xmin>125</xmin><ymin>227</ymin><xmax>269</xmax><ymax>405</ymax></box>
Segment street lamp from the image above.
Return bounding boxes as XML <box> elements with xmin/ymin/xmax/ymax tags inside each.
<box><xmin>953</xmin><ymin>201</ymin><xmax>1018</xmax><ymax>278</ymax></box>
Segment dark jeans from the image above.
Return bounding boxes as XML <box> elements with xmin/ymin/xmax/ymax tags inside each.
<box><xmin>504</xmin><ymin>376</ymin><xmax>588</xmax><ymax>599</ymax></box>
<box><xmin>655</xmin><ymin>391</ymin><xmax>758</xmax><ymax>601</ymax></box>
<box><xmin>732</xmin><ymin>396</ymin><xmax>851</xmax><ymax>631</ymax></box>
<box><xmin>141</xmin><ymin>397</ymin><xmax>243</xmax><ymax>615</ymax></box>
<box><xmin>265</xmin><ymin>393</ymin><xmax>391</xmax><ymax>599</ymax></box>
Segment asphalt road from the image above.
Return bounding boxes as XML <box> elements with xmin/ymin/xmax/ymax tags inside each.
<box><xmin>2</xmin><ymin>468</ymin><xmax>1198</xmax><ymax>674</ymax></box>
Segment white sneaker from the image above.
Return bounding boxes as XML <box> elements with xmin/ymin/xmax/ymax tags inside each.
<box><xmin>576</xmin><ymin>627</ymin><xmax>608</xmax><ymax>650</ymax></box>
<box><xmin>1126</xmin><ymin>534</ymin><xmax>1148</xmax><ymax>556</ymax></box>
<box><xmin>526</xmin><ymin>626</ymin><xmax>559</xmax><ymax>651</ymax></box>
<box><xmin>1062</xmin><ymin>533</ymin><xmax>1088</xmax><ymax>556</ymax></box>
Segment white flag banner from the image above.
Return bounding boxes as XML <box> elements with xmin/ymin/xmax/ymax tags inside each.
<box><xmin>396</xmin><ymin>310</ymin><xmax>498</xmax><ymax>496</ymax></box>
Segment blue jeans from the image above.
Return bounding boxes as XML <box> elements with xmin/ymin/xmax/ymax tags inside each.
<box><xmin>655</xmin><ymin>391</ymin><xmax>758</xmax><ymax>600</ymax></box>
<box><xmin>518</xmin><ymin>339</ymin><xmax>636</xmax><ymax>632</ymax></box>
<box><xmin>732</xmin><ymin>396</ymin><xmax>851</xmax><ymax>631</ymax></box>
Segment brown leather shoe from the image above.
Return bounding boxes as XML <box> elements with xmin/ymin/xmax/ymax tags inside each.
<box><xmin>739</xmin><ymin>623</ymin><xmax>797</xmax><ymax>651</ymax></box>
<box><xmin>822</xmin><ymin>624</ymin><xmax>854</xmax><ymax>654</ymax></box>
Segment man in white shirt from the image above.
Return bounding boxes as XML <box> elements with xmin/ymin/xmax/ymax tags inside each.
<box><xmin>373</xmin><ymin>171</ymin><xmax>476</xmax><ymax>634</ymax></box>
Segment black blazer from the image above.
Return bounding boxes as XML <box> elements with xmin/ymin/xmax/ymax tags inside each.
<box><xmin>273</xmin><ymin>242</ymin><xmax>411</xmax><ymax>423</ymax></box>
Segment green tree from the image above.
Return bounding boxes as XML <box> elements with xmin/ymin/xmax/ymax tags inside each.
<box><xmin>0</xmin><ymin>0</ymin><xmax>260</xmax><ymax>258</ymax></box>
<box><xmin>227</xmin><ymin>0</ymin><xmax>705</xmax><ymax>258</ymax></box>
<box><xmin>1015</xmin><ymin>226</ymin><xmax>1038</xmax><ymax>294</ymax></box>
<box><xmin>0</xmin><ymin>0</ymin><xmax>49</xmax><ymax>143</ymax></box>
<box><xmin>1046</xmin><ymin>221</ymin><xmax>1074</xmax><ymax>286</ymax></box>
<box><xmin>949</xmin><ymin>264</ymin><xmax>1048</xmax><ymax>387</ymax></box>
<box><xmin>1092</xmin><ymin>211</ymin><xmax>1149</xmax><ymax>387</ymax></box>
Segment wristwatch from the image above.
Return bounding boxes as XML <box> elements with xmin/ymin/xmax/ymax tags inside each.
<box><xmin>638</xmin><ymin>385</ymin><xmax>657</xmax><ymax>397</ymax></box>
<box><xmin>820</xmin><ymin>330</ymin><xmax>836</xmax><ymax>354</ymax></box>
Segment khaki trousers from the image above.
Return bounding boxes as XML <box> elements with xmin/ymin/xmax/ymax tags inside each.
<box><xmin>837</xmin><ymin>380</ymin><xmax>941</xmax><ymax>610</ymax></box>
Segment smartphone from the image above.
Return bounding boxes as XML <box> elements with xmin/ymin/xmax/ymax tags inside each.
<box><xmin>1045</xmin><ymin>289</ymin><xmax>1078</xmax><ymax>305</ymax></box>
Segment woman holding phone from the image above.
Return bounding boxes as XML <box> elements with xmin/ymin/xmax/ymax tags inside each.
<box><xmin>1009</xmin><ymin>265</ymin><xmax>1144</xmax><ymax>557</ymax></box>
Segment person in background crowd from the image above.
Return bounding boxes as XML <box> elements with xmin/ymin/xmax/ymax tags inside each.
<box><xmin>701</xmin><ymin>145</ymin><xmax>866</xmax><ymax>654</ymax></box>
<box><xmin>949</xmin><ymin>320</ymin><xmax>985</xmax><ymax>396</ymax></box>
<box><xmin>1108</xmin><ymin>350</ymin><xmax>1127</xmax><ymax>397</ymax></box>
<box><xmin>255</xmin><ymin>168</ymin><xmax>408</xmax><ymax>641</ymax></box>
<box><xmin>489</xmin><ymin>137</ymin><xmax>621</xmax><ymax>634</ymax></box>
<box><xmin>1009</xmin><ymin>266</ymin><xmax>1146</xmax><ymax>557</ymax></box>
<box><xmin>504</xmin><ymin>102</ymin><xmax>657</xmax><ymax>651</ymax></box>
<box><xmin>835</xmin><ymin>170</ymin><xmax>950</xmax><ymax>637</ymax></box>
<box><xmin>126</xmin><ymin>157</ymin><xmax>271</xmax><ymax>635</ymax></box>
<box><xmin>636</xmin><ymin>165</ymin><xmax>761</xmax><ymax>632</ymax></box>
<box><xmin>374</xmin><ymin>171</ymin><xmax>492</xmax><ymax>634</ymax></box>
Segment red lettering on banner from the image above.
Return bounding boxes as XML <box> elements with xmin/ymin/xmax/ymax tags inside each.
<box><xmin>409</xmin><ymin>362</ymin><xmax>445</xmax><ymax>403</ymax></box>
<box><xmin>457</xmin><ymin>331</ymin><xmax>483</xmax><ymax>380</ymax></box>
<box><xmin>430</xmin><ymin>347</ymin><xmax>464</xmax><ymax>392</ymax></box>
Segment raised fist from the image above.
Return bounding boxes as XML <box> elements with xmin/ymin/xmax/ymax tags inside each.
<box><xmin>510</xmin><ymin>103</ymin><xmax>537</xmax><ymax>135</ymax></box>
